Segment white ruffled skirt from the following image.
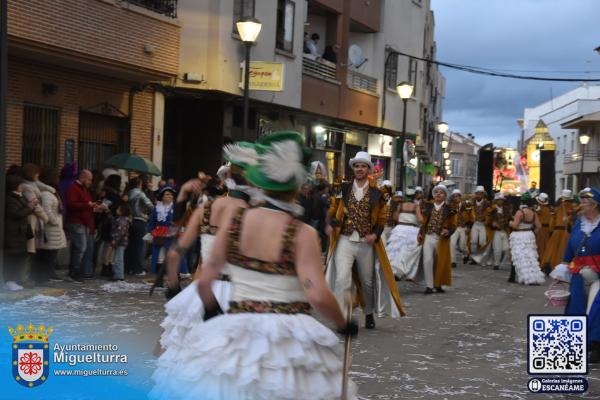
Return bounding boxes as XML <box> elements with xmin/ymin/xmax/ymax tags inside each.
<box><xmin>386</xmin><ymin>224</ymin><xmax>422</xmax><ymax>280</ymax></box>
<box><xmin>150</xmin><ymin>313</ymin><xmax>356</xmax><ymax>400</ymax></box>
<box><xmin>509</xmin><ymin>231</ymin><xmax>546</xmax><ymax>285</ymax></box>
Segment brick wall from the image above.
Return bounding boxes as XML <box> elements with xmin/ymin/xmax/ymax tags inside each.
<box><xmin>7</xmin><ymin>58</ymin><xmax>154</xmax><ymax>168</ymax></box>
<box><xmin>8</xmin><ymin>0</ymin><xmax>180</xmax><ymax>77</ymax></box>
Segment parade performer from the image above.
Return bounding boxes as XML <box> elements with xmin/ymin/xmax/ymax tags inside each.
<box><xmin>450</xmin><ymin>189</ymin><xmax>473</xmax><ymax>268</ymax></box>
<box><xmin>325</xmin><ymin>151</ymin><xmax>405</xmax><ymax>329</ymax></box>
<box><xmin>508</xmin><ymin>194</ymin><xmax>545</xmax><ymax>285</ymax></box>
<box><xmin>470</xmin><ymin>185</ymin><xmax>492</xmax><ymax>265</ymax></box>
<box><xmin>536</xmin><ymin>192</ymin><xmax>552</xmax><ymax>263</ymax></box>
<box><xmin>157</xmin><ymin>142</ymin><xmax>256</xmax><ymax>352</ymax></box>
<box><xmin>488</xmin><ymin>192</ymin><xmax>512</xmax><ymax>270</ymax></box>
<box><xmin>550</xmin><ymin>187</ymin><xmax>600</xmax><ymax>363</ymax></box>
<box><xmin>151</xmin><ymin>131</ymin><xmax>360</xmax><ymax>399</ymax></box>
<box><xmin>414</xmin><ymin>186</ymin><xmax>425</xmax><ymax>206</ymax></box>
<box><xmin>385</xmin><ymin>191</ymin><xmax>423</xmax><ymax>281</ymax></box>
<box><xmin>419</xmin><ymin>184</ymin><xmax>456</xmax><ymax>294</ymax></box>
<box><xmin>542</xmin><ymin>189</ymin><xmax>576</xmax><ymax>271</ymax></box>
<box><xmin>148</xmin><ymin>185</ymin><xmax>189</xmax><ymax>276</ymax></box>
<box><xmin>381</xmin><ymin>180</ymin><xmax>394</xmax><ymax>241</ymax></box>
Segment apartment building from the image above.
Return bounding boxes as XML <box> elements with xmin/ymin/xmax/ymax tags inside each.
<box><xmin>522</xmin><ymin>84</ymin><xmax>600</xmax><ymax>196</ymax></box>
<box><xmin>162</xmin><ymin>0</ymin><xmax>444</xmax><ymax>188</ymax></box>
<box><xmin>5</xmin><ymin>0</ymin><xmax>180</xmax><ymax>171</ymax></box>
<box><xmin>442</xmin><ymin>132</ymin><xmax>480</xmax><ymax>193</ymax></box>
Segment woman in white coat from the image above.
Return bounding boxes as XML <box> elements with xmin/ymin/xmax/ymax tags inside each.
<box><xmin>35</xmin><ymin>167</ymin><xmax>67</xmax><ymax>283</ymax></box>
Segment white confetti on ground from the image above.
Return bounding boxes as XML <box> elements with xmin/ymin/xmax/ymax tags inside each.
<box><xmin>101</xmin><ymin>281</ymin><xmax>152</xmax><ymax>293</ymax></box>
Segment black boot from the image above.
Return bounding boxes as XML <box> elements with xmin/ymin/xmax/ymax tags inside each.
<box><xmin>493</xmin><ymin>265</ymin><xmax>499</xmax><ymax>270</ymax></box>
<box><xmin>452</xmin><ymin>262</ymin><xmax>457</xmax><ymax>269</ymax></box>
<box><xmin>424</xmin><ymin>287</ymin><xmax>434</xmax><ymax>295</ymax></box>
<box><xmin>463</xmin><ymin>256</ymin><xmax>469</xmax><ymax>264</ymax></box>
<box><xmin>508</xmin><ymin>264</ymin><xmax>516</xmax><ymax>283</ymax></box>
<box><xmin>101</xmin><ymin>264</ymin><xmax>112</xmax><ymax>277</ymax></box>
<box><xmin>590</xmin><ymin>342</ymin><xmax>600</xmax><ymax>363</ymax></box>
<box><xmin>434</xmin><ymin>286</ymin><xmax>445</xmax><ymax>293</ymax></box>
<box><xmin>365</xmin><ymin>314</ymin><xmax>375</xmax><ymax>329</ymax></box>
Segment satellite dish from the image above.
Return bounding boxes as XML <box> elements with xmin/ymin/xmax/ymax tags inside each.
<box><xmin>348</xmin><ymin>44</ymin><xmax>368</xmax><ymax>68</ymax></box>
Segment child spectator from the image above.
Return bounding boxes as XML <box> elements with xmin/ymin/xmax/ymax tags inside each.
<box><xmin>111</xmin><ymin>203</ymin><xmax>131</xmax><ymax>281</ymax></box>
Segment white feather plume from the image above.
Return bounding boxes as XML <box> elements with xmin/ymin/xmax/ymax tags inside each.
<box><xmin>223</xmin><ymin>144</ymin><xmax>258</xmax><ymax>167</ymax></box>
<box><xmin>260</xmin><ymin>140</ymin><xmax>306</xmax><ymax>184</ymax></box>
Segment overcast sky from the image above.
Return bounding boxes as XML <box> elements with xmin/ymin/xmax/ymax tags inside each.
<box><xmin>431</xmin><ymin>0</ymin><xmax>600</xmax><ymax>147</ymax></box>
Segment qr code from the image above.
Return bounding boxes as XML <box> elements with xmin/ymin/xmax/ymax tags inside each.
<box><xmin>528</xmin><ymin>315</ymin><xmax>587</xmax><ymax>374</ymax></box>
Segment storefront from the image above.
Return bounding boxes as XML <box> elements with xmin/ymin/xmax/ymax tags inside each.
<box><xmin>368</xmin><ymin>134</ymin><xmax>394</xmax><ymax>181</ymax></box>
<box><xmin>308</xmin><ymin>125</ymin><xmax>344</xmax><ymax>182</ymax></box>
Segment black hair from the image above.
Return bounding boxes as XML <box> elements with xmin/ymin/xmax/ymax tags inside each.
<box><xmin>118</xmin><ymin>203</ymin><xmax>131</xmax><ymax>217</ymax></box>
<box><xmin>311</xmin><ymin>33</ymin><xmax>320</xmax><ymax>40</ymax></box>
<box><xmin>6</xmin><ymin>174</ymin><xmax>24</xmax><ymax>192</ymax></box>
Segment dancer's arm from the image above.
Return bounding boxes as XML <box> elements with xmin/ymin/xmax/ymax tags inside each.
<box><xmin>295</xmin><ymin>225</ymin><xmax>346</xmax><ymax>330</ymax></box>
<box><xmin>510</xmin><ymin>210</ymin><xmax>522</xmax><ymax>230</ymax></box>
<box><xmin>166</xmin><ymin>204</ymin><xmax>205</xmax><ymax>286</ymax></box>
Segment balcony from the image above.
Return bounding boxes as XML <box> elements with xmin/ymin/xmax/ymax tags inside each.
<box><xmin>347</xmin><ymin>70</ymin><xmax>378</xmax><ymax>95</ymax></box>
<box><xmin>302</xmin><ymin>55</ymin><xmax>338</xmax><ymax>82</ymax></box>
<box><xmin>8</xmin><ymin>0</ymin><xmax>180</xmax><ymax>81</ymax></box>
<box><xmin>350</xmin><ymin>0</ymin><xmax>381</xmax><ymax>32</ymax></box>
<box><xmin>124</xmin><ymin>0</ymin><xmax>177</xmax><ymax>18</ymax></box>
<box><xmin>563</xmin><ymin>151</ymin><xmax>600</xmax><ymax>175</ymax></box>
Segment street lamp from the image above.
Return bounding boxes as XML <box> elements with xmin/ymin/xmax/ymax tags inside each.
<box><xmin>438</xmin><ymin>122</ymin><xmax>449</xmax><ymax>135</ymax></box>
<box><xmin>579</xmin><ymin>132</ymin><xmax>591</xmax><ymax>190</ymax></box>
<box><xmin>236</xmin><ymin>17</ymin><xmax>262</xmax><ymax>140</ymax></box>
<box><xmin>444</xmin><ymin>159</ymin><xmax>451</xmax><ymax>166</ymax></box>
<box><xmin>443</xmin><ymin>151</ymin><xmax>450</xmax><ymax>159</ymax></box>
<box><xmin>441</xmin><ymin>139</ymin><xmax>449</xmax><ymax>150</ymax></box>
<box><xmin>396</xmin><ymin>81</ymin><xmax>414</xmax><ymax>192</ymax></box>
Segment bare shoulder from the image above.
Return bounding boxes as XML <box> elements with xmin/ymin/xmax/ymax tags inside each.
<box><xmin>295</xmin><ymin>221</ymin><xmax>319</xmax><ymax>245</ymax></box>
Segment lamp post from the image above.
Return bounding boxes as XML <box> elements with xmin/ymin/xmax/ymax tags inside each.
<box><xmin>579</xmin><ymin>132</ymin><xmax>591</xmax><ymax>190</ymax></box>
<box><xmin>396</xmin><ymin>81</ymin><xmax>414</xmax><ymax>192</ymax></box>
<box><xmin>438</xmin><ymin>122</ymin><xmax>449</xmax><ymax>180</ymax></box>
<box><xmin>236</xmin><ymin>17</ymin><xmax>262</xmax><ymax>140</ymax></box>
<box><xmin>0</xmin><ymin>0</ymin><xmax>7</xmax><ymax>284</ymax></box>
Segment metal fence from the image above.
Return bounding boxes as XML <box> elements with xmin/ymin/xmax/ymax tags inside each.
<box><xmin>124</xmin><ymin>0</ymin><xmax>177</xmax><ymax>18</ymax></box>
<box><xmin>347</xmin><ymin>69</ymin><xmax>378</xmax><ymax>94</ymax></box>
<box><xmin>302</xmin><ymin>55</ymin><xmax>337</xmax><ymax>81</ymax></box>
<box><xmin>564</xmin><ymin>150</ymin><xmax>600</xmax><ymax>163</ymax></box>
<box><xmin>22</xmin><ymin>105</ymin><xmax>59</xmax><ymax>167</ymax></box>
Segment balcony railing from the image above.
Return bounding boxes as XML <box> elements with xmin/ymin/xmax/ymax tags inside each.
<box><xmin>124</xmin><ymin>0</ymin><xmax>177</xmax><ymax>18</ymax></box>
<box><xmin>564</xmin><ymin>150</ymin><xmax>600</xmax><ymax>163</ymax></box>
<box><xmin>347</xmin><ymin>69</ymin><xmax>378</xmax><ymax>94</ymax></box>
<box><xmin>302</xmin><ymin>55</ymin><xmax>338</xmax><ymax>81</ymax></box>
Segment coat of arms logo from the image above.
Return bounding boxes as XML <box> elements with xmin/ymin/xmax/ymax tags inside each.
<box><xmin>8</xmin><ymin>323</ymin><xmax>53</xmax><ymax>388</ymax></box>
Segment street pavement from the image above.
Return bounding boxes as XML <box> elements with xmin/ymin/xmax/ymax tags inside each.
<box><xmin>1</xmin><ymin>262</ymin><xmax>598</xmax><ymax>399</ymax></box>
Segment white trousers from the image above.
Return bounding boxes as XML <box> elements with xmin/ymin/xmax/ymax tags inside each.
<box><xmin>491</xmin><ymin>230</ymin><xmax>510</xmax><ymax>266</ymax></box>
<box><xmin>423</xmin><ymin>234</ymin><xmax>440</xmax><ymax>289</ymax></box>
<box><xmin>450</xmin><ymin>227</ymin><xmax>468</xmax><ymax>263</ymax></box>
<box><xmin>470</xmin><ymin>222</ymin><xmax>491</xmax><ymax>264</ymax></box>
<box><xmin>333</xmin><ymin>236</ymin><xmax>375</xmax><ymax>314</ymax></box>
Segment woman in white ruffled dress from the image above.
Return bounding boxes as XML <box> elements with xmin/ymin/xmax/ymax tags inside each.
<box><xmin>508</xmin><ymin>197</ymin><xmax>546</xmax><ymax>285</ymax></box>
<box><xmin>158</xmin><ymin>143</ymin><xmax>256</xmax><ymax>351</ymax></box>
<box><xmin>386</xmin><ymin>191</ymin><xmax>423</xmax><ymax>281</ymax></box>
<box><xmin>151</xmin><ymin>131</ymin><xmax>357</xmax><ymax>400</ymax></box>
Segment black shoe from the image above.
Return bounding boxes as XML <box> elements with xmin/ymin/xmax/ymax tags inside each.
<box><xmin>590</xmin><ymin>342</ymin><xmax>600</xmax><ymax>363</ymax></box>
<box><xmin>424</xmin><ymin>287</ymin><xmax>434</xmax><ymax>295</ymax></box>
<box><xmin>100</xmin><ymin>264</ymin><xmax>112</xmax><ymax>277</ymax></box>
<box><xmin>463</xmin><ymin>256</ymin><xmax>469</xmax><ymax>264</ymax></box>
<box><xmin>468</xmin><ymin>259</ymin><xmax>477</xmax><ymax>265</ymax></box>
<box><xmin>508</xmin><ymin>264</ymin><xmax>516</xmax><ymax>283</ymax></box>
<box><xmin>48</xmin><ymin>274</ymin><xmax>63</xmax><ymax>282</ymax></box>
<box><xmin>452</xmin><ymin>262</ymin><xmax>457</xmax><ymax>269</ymax></box>
<box><xmin>434</xmin><ymin>286</ymin><xmax>445</xmax><ymax>293</ymax></box>
<box><xmin>365</xmin><ymin>314</ymin><xmax>375</xmax><ymax>329</ymax></box>
<box><xmin>82</xmin><ymin>274</ymin><xmax>94</xmax><ymax>279</ymax></box>
<box><xmin>67</xmin><ymin>273</ymin><xmax>84</xmax><ymax>283</ymax></box>
<box><xmin>493</xmin><ymin>265</ymin><xmax>499</xmax><ymax>270</ymax></box>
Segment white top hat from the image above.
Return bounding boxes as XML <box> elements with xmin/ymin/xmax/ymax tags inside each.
<box><xmin>405</xmin><ymin>188</ymin><xmax>416</xmax><ymax>196</ymax></box>
<box><xmin>349</xmin><ymin>151</ymin><xmax>373</xmax><ymax>170</ymax></box>
<box><xmin>536</xmin><ymin>192</ymin><xmax>549</xmax><ymax>204</ymax></box>
<box><xmin>474</xmin><ymin>185</ymin><xmax>485</xmax><ymax>193</ymax></box>
<box><xmin>216</xmin><ymin>164</ymin><xmax>230</xmax><ymax>181</ymax></box>
<box><xmin>102</xmin><ymin>168</ymin><xmax>119</xmax><ymax>179</ymax></box>
<box><xmin>494</xmin><ymin>192</ymin><xmax>505</xmax><ymax>201</ymax></box>
<box><xmin>382</xmin><ymin>180</ymin><xmax>392</xmax><ymax>188</ymax></box>
<box><xmin>395</xmin><ymin>190</ymin><xmax>403</xmax><ymax>197</ymax></box>
<box><xmin>561</xmin><ymin>189</ymin><xmax>573</xmax><ymax>199</ymax></box>
<box><xmin>415</xmin><ymin>186</ymin><xmax>423</xmax><ymax>193</ymax></box>
<box><xmin>432</xmin><ymin>184</ymin><xmax>449</xmax><ymax>197</ymax></box>
<box><xmin>451</xmin><ymin>189</ymin><xmax>462</xmax><ymax>196</ymax></box>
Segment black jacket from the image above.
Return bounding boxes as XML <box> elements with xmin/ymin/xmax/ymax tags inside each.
<box><xmin>5</xmin><ymin>192</ymin><xmax>33</xmax><ymax>253</ymax></box>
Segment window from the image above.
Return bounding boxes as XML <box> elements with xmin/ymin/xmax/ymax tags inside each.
<box><xmin>570</xmin><ymin>132</ymin><xmax>574</xmax><ymax>152</ymax></box>
<box><xmin>408</xmin><ymin>58</ymin><xmax>418</xmax><ymax>96</ymax></box>
<box><xmin>563</xmin><ymin>134</ymin><xmax>567</xmax><ymax>154</ymax></box>
<box><xmin>385</xmin><ymin>52</ymin><xmax>398</xmax><ymax>90</ymax></box>
<box><xmin>276</xmin><ymin>0</ymin><xmax>295</xmax><ymax>52</ymax></box>
<box><xmin>22</xmin><ymin>105</ymin><xmax>59</xmax><ymax>166</ymax></box>
<box><xmin>451</xmin><ymin>158</ymin><xmax>461</xmax><ymax>176</ymax></box>
<box><xmin>233</xmin><ymin>0</ymin><xmax>255</xmax><ymax>33</ymax></box>
<box><xmin>556</xmin><ymin>136</ymin><xmax>560</xmax><ymax>152</ymax></box>
<box><xmin>78</xmin><ymin>112</ymin><xmax>130</xmax><ymax>172</ymax></box>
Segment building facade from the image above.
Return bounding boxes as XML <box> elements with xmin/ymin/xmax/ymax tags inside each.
<box><xmin>442</xmin><ymin>132</ymin><xmax>480</xmax><ymax>194</ymax></box>
<box><xmin>162</xmin><ymin>0</ymin><xmax>445</xmax><ymax>189</ymax></box>
<box><xmin>522</xmin><ymin>84</ymin><xmax>600</xmax><ymax>197</ymax></box>
<box><xmin>6</xmin><ymin>0</ymin><xmax>180</xmax><ymax>172</ymax></box>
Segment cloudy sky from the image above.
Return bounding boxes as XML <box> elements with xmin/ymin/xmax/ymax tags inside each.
<box><xmin>431</xmin><ymin>0</ymin><xmax>600</xmax><ymax>147</ymax></box>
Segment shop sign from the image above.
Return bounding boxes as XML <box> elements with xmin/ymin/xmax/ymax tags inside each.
<box><xmin>368</xmin><ymin>134</ymin><xmax>393</xmax><ymax>157</ymax></box>
<box><xmin>240</xmin><ymin>62</ymin><xmax>284</xmax><ymax>91</ymax></box>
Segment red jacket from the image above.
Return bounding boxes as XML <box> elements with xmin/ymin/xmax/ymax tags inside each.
<box><xmin>66</xmin><ymin>181</ymin><xmax>95</xmax><ymax>233</ymax></box>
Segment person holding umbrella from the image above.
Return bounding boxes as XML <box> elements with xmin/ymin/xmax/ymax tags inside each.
<box><xmin>125</xmin><ymin>176</ymin><xmax>154</xmax><ymax>276</ymax></box>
